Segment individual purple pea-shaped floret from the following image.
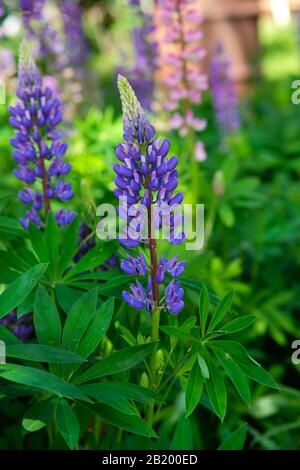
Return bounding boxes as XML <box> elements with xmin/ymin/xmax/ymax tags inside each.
<box><xmin>122</xmin><ymin>280</ymin><xmax>147</xmax><ymax>310</ymax></box>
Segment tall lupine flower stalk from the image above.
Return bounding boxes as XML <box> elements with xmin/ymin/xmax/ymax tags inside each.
<box><xmin>62</xmin><ymin>0</ymin><xmax>88</xmax><ymax>70</ymax></box>
<box><xmin>20</xmin><ymin>0</ymin><xmax>63</xmax><ymax>63</ymax></box>
<box><xmin>210</xmin><ymin>44</ymin><xmax>240</xmax><ymax>150</ymax></box>
<box><xmin>157</xmin><ymin>0</ymin><xmax>208</xmax><ymax>200</ymax></box>
<box><xmin>9</xmin><ymin>41</ymin><xmax>75</xmax><ymax>229</ymax></box>
<box><xmin>115</xmin><ymin>75</ymin><xmax>186</xmax><ymax>424</ymax></box>
<box><xmin>119</xmin><ymin>0</ymin><xmax>157</xmax><ymax>111</ymax></box>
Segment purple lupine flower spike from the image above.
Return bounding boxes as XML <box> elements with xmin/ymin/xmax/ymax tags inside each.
<box><xmin>9</xmin><ymin>41</ymin><xmax>75</xmax><ymax>228</ymax></box>
<box><xmin>210</xmin><ymin>44</ymin><xmax>240</xmax><ymax>150</ymax></box>
<box><xmin>115</xmin><ymin>75</ymin><xmax>186</xmax><ymax>316</ymax></box>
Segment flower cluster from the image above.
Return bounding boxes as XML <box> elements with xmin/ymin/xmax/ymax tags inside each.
<box><xmin>62</xmin><ymin>0</ymin><xmax>88</xmax><ymax>70</ymax></box>
<box><xmin>0</xmin><ymin>310</ymin><xmax>33</xmax><ymax>341</ymax></box>
<box><xmin>115</xmin><ymin>75</ymin><xmax>186</xmax><ymax>315</ymax></box>
<box><xmin>20</xmin><ymin>0</ymin><xmax>63</xmax><ymax>63</ymax></box>
<box><xmin>119</xmin><ymin>0</ymin><xmax>157</xmax><ymax>111</ymax></box>
<box><xmin>210</xmin><ymin>44</ymin><xmax>240</xmax><ymax>148</ymax></box>
<box><xmin>157</xmin><ymin>0</ymin><xmax>207</xmax><ymax>160</ymax></box>
<box><xmin>9</xmin><ymin>42</ymin><xmax>75</xmax><ymax>229</ymax></box>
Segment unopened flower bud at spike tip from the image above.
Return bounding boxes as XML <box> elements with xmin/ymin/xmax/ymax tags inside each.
<box><xmin>117</xmin><ymin>74</ymin><xmax>155</xmax><ymax>144</ymax></box>
<box><xmin>18</xmin><ymin>39</ymin><xmax>41</xmax><ymax>90</ymax></box>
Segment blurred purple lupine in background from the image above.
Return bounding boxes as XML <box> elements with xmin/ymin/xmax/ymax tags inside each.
<box><xmin>62</xmin><ymin>0</ymin><xmax>88</xmax><ymax>70</ymax></box>
<box><xmin>19</xmin><ymin>0</ymin><xmax>63</xmax><ymax>64</ymax></box>
<box><xmin>157</xmin><ymin>0</ymin><xmax>208</xmax><ymax>160</ymax></box>
<box><xmin>210</xmin><ymin>44</ymin><xmax>240</xmax><ymax>149</ymax></box>
<box><xmin>19</xmin><ymin>0</ymin><xmax>88</xmax><ymax>118</ymax></box>
<box><xmin>0</xmin><ymin>310</ymin><xmax>33</xmax><ymax>341</ymax></box>
<box><xmin>118</xmin><ymin>0</ymin><xmax>157</xmax><ymax>111</ymax></box>
<box><xmin>0</xmin><ymin>49</ymin><xmax>16</xmax><ymax>84</ymax></box>
<box><xmin>115</xmin><ymin>75</ymin><xmax>186</xmax><ymax>315</ymax></box>
<box><xmin>9</xmin><ymin>41</ymin><xmax>75</xmax><ymax>229</ymax></box>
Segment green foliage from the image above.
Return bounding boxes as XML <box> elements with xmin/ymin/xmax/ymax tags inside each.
<box><xmin>0</xmin><ymin>15</ymin><xmax>299</xmax><ymax>451</ymax></box>
<box><xmin>162</xmin><ymin>288</ymin><xmax>278</xmax><ymax>423</ymax></box>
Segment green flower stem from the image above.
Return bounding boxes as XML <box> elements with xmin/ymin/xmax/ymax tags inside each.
<box><xmin>146</xmin><ymin>306</ymin><xmax>160</xmax><ymax>426</ymax></box>
<box><xmin>145</xmin><ymin>193</ymin><xmax>161</xmax><ymax>426</ymax></box>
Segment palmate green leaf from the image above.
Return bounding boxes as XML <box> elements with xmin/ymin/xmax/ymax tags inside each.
<box><xmin>0</xmin><ymin>263</ymin><xmax>48</xmax><ymax>319</ymax></box>
<box><xmin>95</xmin><ymin>382</ymin><xmax>163</xmax><ymax>406</ymax></box>
<box><xmin>211</xmin><ymin>341</ymin><xmax>279</xmax><ymax>389</ymax></box>
<box><xmin>207</xmin><ymin>291</ymin><xmax>235</xmax><ymax>333</ymax></box>
<box><xmin>56</xmin><ymin>398</ymin><xmax>80</xmax><ymax>449</ymax></box>
<box><xmin>185</xmin><ymin>360</ymin><xmax>204</xmax><ymax>417</ymax></box>
<box><xmin>75</xmin><ymin>343</ymin><xmax>156</xmax><ymax>384</ymax></box>
<box><xmin>58</xmin><ymin>217</ymin><xmax>80</xmax><ymax>275</ymax></box>
<box><xmin>212</xmin><ymin>348</ymin><xmax>251</xmax><ymax>405</ymax></box>
<box><xmin>205</xmin><ymin>354</ymin><xmax>227</xmax><ymax>422</ymax></box>
<box><xmin>220</xmin><ymin>315</ymin><xmax>256</xmax><ymax>335</ymax></box>
<box><xmin>22</xmin><ymin>398</ymin><xmax>55</xmax><ymax>433</ymax></box>
<box><xmin>78</xmin><ymin>298</ymin><xmax>114</xmax><ymax>359</ymax></box>
<box><xmin>62</xmin><ymin>288</ymin><xmax>98</xmax><ymax>352</ymax></box>
<box><xmin>86</xmin><ymin>402</ymin><xmax>156</xmax><ymax>438</ymax></box>
<box><xmin>63</xmin><ymin>241</ymin><xmax>118</xmax><ymax>280</ymax></box>
<box><xmin>80</xmin><ymin>383</ymin><xmax>138</xmax><ymax>415</ymax></box>
<box><xmin>0</xmin><ymin>364</ymin><xmax>91</xmax><ymax>402</ymax></box>
<box><xmin>218</xmin><ymin>423</ymin><xmax>248</xmax><ymax>450</ymax></box>
<box><xmin>160</xmin><ymin>326</ymin><xmax>196</xmax><ymax>342</ymax></box>
<box><xmin>199</xmin><ymin>285</ymin><xmax>209</xmax><ymax>337</ymax></box>
<box><xmin>34</xmin><ymin>286</ymin><xmax>62</xmax><ymax>347</ymax></box>
<box><xmin>6</xmin><ymin>344</ymin><xmax>85</xmax><ymax>364</ymax></box>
